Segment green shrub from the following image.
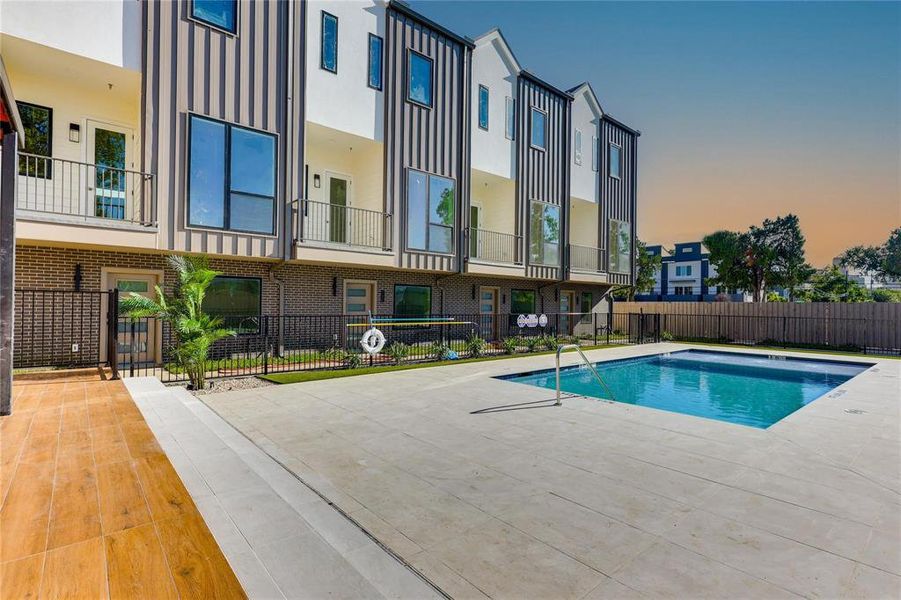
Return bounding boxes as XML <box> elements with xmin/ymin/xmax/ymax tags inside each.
<box><xmin>539</xmin><ymin>334</ymin><xmax>558</xmax><ymax>351</ymax></box>
<box><xmin>464</xmin><ymin>334</ymin><xmax>487</xmax><ymax>358</ymax></box>
<box><xmin>872</xmin><ymin>288</ymin><xmax>901</xmax><ymax>303</ymax></box>
<box><xmin>501</xmin><ymin>337</ymin><xmax>518</xmax><ymax>355</ymax></box>
<box><xmin>524</xmin><ymin>336</ymin><xmax>541</xmax><ymax>353</ymax></box>
<box><xmin>661</xmin><ymin>330</ymin><xmax>674</xmax><ymax>342</ymax></box>
<box><xmin>321</xmin><ymin>347</ymin><xmax>348</xmax><ymax>362</ymax></box>
<box><xmin>429</xmin><ymin>342</ymin><xmax>453</xmax><ymax>361</ymax></box>
<box><xmin>345</xmin><ymin>352</ymin><xmax>363</xmax><ymax>369</ymax></box>
<box><xmin>385</xmin><ymin>342</ymin><xmax>411</xmax><ymax>365</ymax></box>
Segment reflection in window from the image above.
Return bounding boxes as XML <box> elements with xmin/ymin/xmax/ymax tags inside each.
<box><xmin>408</xmin><ymin>51</ymin><xmax>433</xmax><ymax>107</ymax></box>
<box><xmin>505</xmin><ymin>97</ymin><xmax>515</xmax><ymax>140</ymax></box>
<box><xmin>407</xmin><ymin>170</ymin><xmax>455</xmax><ymax>253</ymax></box>
<box><xmin>574</xmin><ymin>129</ymin><xmax>582</xmax><ymax>165</ymax></box>
<box><xmin>188</xmin><ymin>115</ymin><xmax>276</xmax><ymax>234</ymax></box>
<box><xmin>192</xmin><ymin>0</ymin><xmax>236</xmax><ymax>32</ymax></box>
<box><xmin>511</xmin><ymin>290</ymin><xmax>536</xmax><ymax>314</ymax></box>
<box><xmin>591</xmin><ymin>136</ymin><xmax>599</xmax><ymax>171</ymax></box>
<box><xmin>321</xmin><ymin>12</ymin><xmax>338</xmax><ymax>73</ymax></box>
<box><xmin>93</xmin><ymin>128</ymin><xmax>127</xmax><ymax>219</ymax></box>
<box><xmin>530</xmin><ymin>108</ymin><xmax>546</xmax><ymax>150</ymax></box>
<box><xmin>609</xmin><ymin>143</ymin><xmax>622</xmax><ymax>178</ymax></box>
<box><xmin>368</xmin><ymin>34</ymin><xmax>383</xmax><ymax>89</ymax></box>
<box><xmin>17</xmin><ymin>102</ymin><xmax>52</xmax><ymax>179</ymax></box>
<box><xmin>478</xmin><ymin>85</ymin><xmax>489</xmax><ymax>130</ymax></box>
<box><xmin>394</xmin><ymin>285</ymin><xmax>431</xmax><ymax>316</ymax></box>
<box><xmin>204</xmin><ymin>277</ymin><xmax>262</xmax><ymax>333</ymax></box>
<box><xmin>529</xmin><ymin>201</ymin><xmax>560</xmax><ymax>266</ymax></box>
<box><xmin>608</xmin><ymin>219</ymin><xmax>631</xmax><ymax>274</ymax></box>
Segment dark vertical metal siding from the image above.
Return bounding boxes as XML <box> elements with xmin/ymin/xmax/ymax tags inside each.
<box><xmin>600</xmin><ymin>119</ymin><xmax>637</xmax><ymax>286</ymax></box>
<box><xmin>516</xmin><ymin>77</ymin><xmax>569</xmax><ymax>280</ymax></box>
<box><xmin>143</xmin><ymin>0</ymin><xmax>289</xmax><ymax>258</ymax></box>
<box><xmin>385</xmin><ymin>8</ymin><xmax>469</xmax><ymax>272</ymax></box>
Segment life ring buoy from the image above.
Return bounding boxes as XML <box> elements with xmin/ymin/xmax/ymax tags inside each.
<box><xmin>360</xmin><ymin>327</ymin><xmax>386</xmax><ymax>355</ymax></box>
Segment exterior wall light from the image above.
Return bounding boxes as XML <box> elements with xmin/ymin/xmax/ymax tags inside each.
<box><xmin>69</xmin><ymin>124</ymin><xmax>80</xmax><ymax>143</ymax></box>
<box><xmin>313</xmin><ymin>174</ymin><xmax>321</xmax><ymax>188</ymax></box>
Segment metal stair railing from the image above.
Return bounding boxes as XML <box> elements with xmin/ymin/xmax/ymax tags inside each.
<box><xmin>555</xmin><ymin>344</ymin><xmax>617</xmax><ymax>406</ymax></box>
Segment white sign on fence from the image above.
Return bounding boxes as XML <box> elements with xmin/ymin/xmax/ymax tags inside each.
<box><xmin>516</xmin><ymin>314</ymin><xmax>547</xmax><ymax>328</ymax></box>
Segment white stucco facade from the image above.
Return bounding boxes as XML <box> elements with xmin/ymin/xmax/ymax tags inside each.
<box><xmin>305</xmin><ymin>0</ymin><xmax>386</xmax><ymax>142</ymax></box>
<box><xmin>471</xmin><ymin>30</ymin><xmax>519</xmax><ymax>180</ymax></box>
<box><xmin>569</xmin><ymin>84</ymin><xmax>602</xmax><ymax>203</ymax></box>
<box><xmin>0</xmin><ymin>0</ymin><xmax>141</xmax><ymax>71</ymax></box>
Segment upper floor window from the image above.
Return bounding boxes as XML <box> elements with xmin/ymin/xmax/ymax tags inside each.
<box><xmin>188</xmin><ymin>115</ymin><xmax>276</xmax><ymax>235</ymax></box>
<box><xmin>192</xmin><ymin>0</ymin><xmax>237</xmax><ymax>33</ymax></box>
<box><xmin>407</xmin><ymin>169</ymin><xmax>455</xmax><ymax>253</ymax></box>
<box><xmin>574</xmin><ymin>129</ymin><xmax>582</xmax><ymax>165</ymax></box>
<box><xmin>505</xmin><ymin>97</ymin><xmax>515</xmax><ymax>140</ymax></box>
<box><xmin>17</xmin><ymin>101</ymin><xmax>52</xmax><ymax>179</ymax></box>
<box><xmin>321</xmin><ymin>12</ymin><xmax>338</xmax><ymax>73</ymax></box>
<box><xmin>368</xmin><ymin>34</ymin><xmax>383</xmax><ymax>90</ymax></box>
<box><xmin>478</xmin><ymin>85</ymin><xmax>489</xmax><ymax>130</ymax></box>
<box><xmin>407</xmin><ymin>51</ymin><xmax>433</xmax><ymax>107</ymax></box>
<box><xmin>609</xmin><ymin>219</ymin><xmax>631</xmax><ymax>273</ymax></box>
<box><xmin>675</xmin><ymin>265</ymin><xmax>693</xmax><ymax>277</ymax></box>
<box><xmin>529</xmin><ymin>201</ymin><xmax>560</xmax><ymax>266</ymax></box>
<box><xmin>591</xmin><ymin>136</ymin><xmax>599</xmax><ymax>172</ymax></box>
<box><xmin>609</xmin><ymin>143</ymin><xmax>622</xmax><ymax>179</ymax></box>
<box><xmin>530</xmin><ymin>107</ymin><xmax>546</xmax><ymax>150</ymax></box>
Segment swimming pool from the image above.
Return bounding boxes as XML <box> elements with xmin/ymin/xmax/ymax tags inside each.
<box><xmin>498</xmin><ymin>349</ymin><xmax>872</xmax><ymax>428</ymax></box>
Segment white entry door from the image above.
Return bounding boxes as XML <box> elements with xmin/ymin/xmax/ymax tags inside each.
<box><xmin>86</xmin><ymin>120</ymin><xmax>134</xmax><ymax>220</ymax></box>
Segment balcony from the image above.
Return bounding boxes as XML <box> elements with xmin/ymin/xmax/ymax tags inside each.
<box><xmin>298</xmin><ymin>199</ymin><xmax>392</xmax><ymax>252</ymax></box>
<box><xmin>467</xmin><ymin>228</ymin><xmax>522</xmax><ymax>265</ymax></box>
<box><xmin>15</xmin><ymin>153</ymin><xmax>156</xmax><ymax>228</ymax></box>
<box><xmin>568</xmin><ymin>244</ymin><xmax>609</xmax><ymax>283</ymax></box>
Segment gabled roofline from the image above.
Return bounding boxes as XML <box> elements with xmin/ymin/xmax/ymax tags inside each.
<box><xmin>601</xmin><ymin>113</ymin><xmax>641</xmax><ymax>137</ymax></box>
<box><xmin>0</xmin><ymin>55</ymin><xmax>24</xmax><ymax>147</ymax></box>
<box><xmin>388</xmin><ymin>1</ymin><xmax>475</xmax><ymax>49</ymax></box>
<box><xmin>473</xmin><ymin>28</ymin><xmax>522</xmax><ymax>74</ymax></box>
<box><xmin>567</xmin><ymin>81</ymin><xmax>604</xmax><ymax>118</ymax></box>
<box><xmin>520</xmin><ymin>70</ymin><xmax>572</xmax><ymax>100</ymax></box>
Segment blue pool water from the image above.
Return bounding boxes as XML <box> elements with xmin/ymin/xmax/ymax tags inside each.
<box><xmin>499</xmin><ymin>350</ymin><xmax>871</xmax><ymax>428</ymax></box>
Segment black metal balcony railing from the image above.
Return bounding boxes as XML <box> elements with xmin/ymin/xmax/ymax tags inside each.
<box><xmin>468</xmin><ymin>228</ymin><xmax>522</xmax><ymax>264</ymax></box>
<box><xmin>569</xmin><ymin>244</ymin><xmax>607</xmax><ymax>273</ymax></box>
<box><xmin>16</xmin><ymin>153</ymin><xmax>156</xmax><ymax>226</ymax></box>
<box><xmin>299</xmin><ymin>199</ymin><xmax>391</xmax><ymax>250</ymax></box>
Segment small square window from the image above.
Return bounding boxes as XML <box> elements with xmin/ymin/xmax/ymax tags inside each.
<box><xmin>530</xmin><ymin>108</ymin><xmax>546</xmax><ymax>150</ymax></box>
<box><xmin>321</xmin><ymin>12</ymin><xmax>338</xmax><ymax>73</ymax></box>
<box><xmin>478</xmin><ymin>85</ymin><xmax>489</xmax><ymax>130</ymax></box>
<box><xmin>192</xmin><ymin>0</ymin><xmax>237</xmax><ymax>33</ymax></box>
<box><xmin>408</xmin><ymin>51</ymin><xmax>433</xmax><ymax>107</ymax></box>
<box><xmin>368</xmin><ymin>34</ymin><xmax>383</xmax><ymax>90</ymax></box>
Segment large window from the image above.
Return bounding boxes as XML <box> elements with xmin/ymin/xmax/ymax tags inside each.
<box><xmin>530</xmin><ymin>107</ymin><xmax>546</xmax><ymax>150</ymax></box>
<box><xmin>478</xmin><ymin>85</ymin><xmax>489</xmax><ymax>130</ymax></box>
<box><xmin>321</xmin><ymin>12</ymin><xmax>338</xmax><ymax>73</ymax></box>
<box><xmin>675</xmin><ymin>265</ymin><xmax>693</xmax><ymax>277</ymax></box>
<box><xmin>505</xmin><ymin>97</ymin><xmax>515</xmax><ymax>140</ymax></box>
<box><xmin>394</xmin><ymin>285</ymin><xmax>431</xmax><ymax>317</ymax></box>
<box><xmin>368</xmin><ymin>34</ymin><xmax>383</xmax><ymax>90</ymax></box>
<box><xmin>407</xmin><ymin>51</ymin><xmax>433</xmax><ymax>107</ymax></box>
<box><xmin>574</xmin><ymin>129</ymin><xmax>582</xmax><ymax>165</ymax></box>
<box><xmin>192</xmin><ymin>0</ymin><xmax>236</xmax><ymax>33</ymax></box>
<box><xmin>17</xmin><ymin>102</ymin><xmax>52</xmax><ymax>179</ymax></box>
<box><xmin>407</xmin><ymin>170</ymin><xmax>455</xmax><ymax>254</ymax></box>
<box><xmin>204</xmin><ymin>276</ymin><xmax>261</xmax><ymax>333</ymax></box>
<box><xmin>609</xmin><ymin>219</ymin><xmax>631</xmax><ymax>274</ymax></box>
<box><xmin>511</xmin><ymin>290</ymin><xmax>536</xmax><ymax>314</ymax></box>
<box><xmin>609</xmin><ymin>143</ymin><xmax>622</xmax><ymax>179</ymax></box>
<box><xmin>529</xmin><ymin>201</ymin><xmax>560</xmax><ymax>266</ymax></box>
<box><xmin>188</xmin><ymin>115</ymin><xmax>276</xmax><ymax>235</ymax></box>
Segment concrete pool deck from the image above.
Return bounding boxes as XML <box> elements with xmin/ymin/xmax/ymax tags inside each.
<box><xmin>198</xmin><ymin>343</ymin><xmax>899</xmax><ymax>598</ymax></box>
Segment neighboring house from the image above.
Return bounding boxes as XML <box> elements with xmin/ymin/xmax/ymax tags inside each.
<box><xmin>0</xmin><ymin>0</ymin><xmax>639</xmax><ymax>367</ymax></box>
<box><xmin>832</xmin><ymin>257</ymin><xmax>901</xmax><ymax>291</ymax></box>
<box><xmin>635</xmin><ymin>242</ymin><xmax>751</xmax><ymax>302</ymax></box>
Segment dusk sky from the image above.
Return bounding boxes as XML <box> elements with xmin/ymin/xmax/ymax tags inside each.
<box><xmin>409</xmin><ymin>0</ymin><xmax>901</xmax><ymax>267</ymax></box>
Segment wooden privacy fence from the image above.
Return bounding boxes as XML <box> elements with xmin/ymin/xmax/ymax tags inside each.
<box><xmin>613</xmin><ymin>302</ymin><xmax>901</xmax><ymax>353</ymax></box>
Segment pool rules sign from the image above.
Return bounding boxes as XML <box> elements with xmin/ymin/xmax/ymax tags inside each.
<box><xmin>517</xmin><ymin>314</ymin><xmax>548</xmax><ymax>328</ymax></box>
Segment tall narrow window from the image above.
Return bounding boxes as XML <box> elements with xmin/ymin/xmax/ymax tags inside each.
<box><xmin>407</xmin><ymin>51</ymin><xmax>433</xmax><ymax>107</ymax></box>
<box><xmin>574</xmin><ymin>129</ymin><xmax>582</xmax><ymax>165</ymax></box>
<box><xmin>505</xmin><ymin>97</ymin><xmax>515</xmax><ymax>140</ymax></box>
<box><xmin>530</xmin><ymin>107</ymin><xmax>546</xmax><ymax>150</ymax></box>
<box><xmin>529</xmin><ymin>201</ymin><xmax>560</xmax><ymax>266</ymax></box>
<box><xmin>321</xmin><ymin>12</ymin><xmax>338</xmax><ymax>73</ymax></box>
<box><xmin>406</xmin><ymin>169</ymin><xmax>455</xmax><ymax>253</ymax></box>
<box><xmin>17</xmin><ymin>102</ymin><xmax>52</xmax><ymax>179</ymax></box>
<box><xmin>609</xmin><ymin>143</ymin><xmax>622</xmax><ymax>179</ymax></box>
<box><xmin>188</xmin><ymin>115</ymin><xmax>276</xmax><ymax>235</ymax></box>
<box><xmin>192</xmin><ymin>0</ymin><xmax>236</xmax><ymax>33</ymax></box>
<box><xmin>478</xmin><ymin>85</ymin><xmax>489</xmax><ymax>130</ymax></box>
<box><xmin>591</xmin><ymin>136</ymin><xmax>599</xmax><ymax>171</ymax></box>
<box><xmin>608</xmin><ymin>219</ymin><xmax>631</xmax><ymax>273</ymax></box>
<box><xmin>368</xmin><ymin>34</ymin><xmax>383</xmax><ymax>90</ymax></box>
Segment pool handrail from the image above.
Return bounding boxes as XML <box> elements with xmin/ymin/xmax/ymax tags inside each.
<box><xmin>555</xmin><ymin>344</ymin><xmax>617</xmax><ymax>406</ymax></box>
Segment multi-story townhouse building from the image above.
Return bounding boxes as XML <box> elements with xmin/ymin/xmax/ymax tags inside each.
<box><xmin>1</xmin><ymin>0</ymin><xmax>639</xmax><ymax>366</ymax></box>
<box><xmin>636</xmin><ymin>242</ymin><xmax>751</xmax><ymax>302</ymax></box>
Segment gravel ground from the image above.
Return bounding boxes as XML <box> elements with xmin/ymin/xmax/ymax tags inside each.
<box><xmin>168</xmin><ymin>376</ymin><xmax>276</xmax><ymax>396</ymax></box>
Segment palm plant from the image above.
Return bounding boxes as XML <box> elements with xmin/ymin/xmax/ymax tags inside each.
<box><xmin>118</xmin><ymin>255</ymin><xmax>235</xmax><ymax>390</ymax></box>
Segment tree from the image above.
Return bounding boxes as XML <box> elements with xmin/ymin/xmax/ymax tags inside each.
<box><xmin>839</xmin><ymin>227</ymin><xmax>901</xmax><ymax>284</ymax></box>
<box><xmin>119</xmin><ymin>255</ymin><xmax>235</xmax><ymax>390</ymax></box>
<box><xmin>704</xmin><ymin>214</ymin><xmax>813</xmax><ymax>302</ymax></box>
<box><xmin>801</xmin><ymin>266</ymin><xmax>871</xmax><ymax>303</ymax></box>
<box><xmin>612</xmin><ymin>240</ymin><xmax>661</xmax><ymax>300</ymax></box>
